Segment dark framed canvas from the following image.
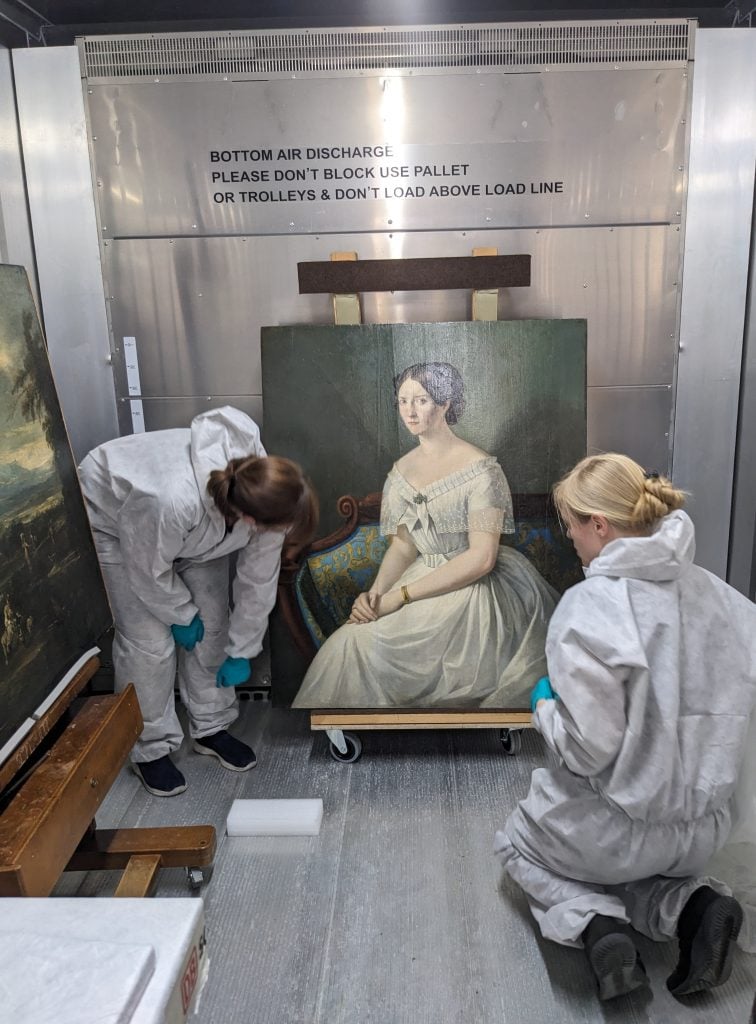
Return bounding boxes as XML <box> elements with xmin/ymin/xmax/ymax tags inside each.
<box><xmin>0</xmin><ymin>265</ymin><xmax>111</xmax><ymax>761</ymax></box>
<box><xmin>262</xmin><ymin>320</ymin><xmax>586</xmax><ymax>709</ymax></box>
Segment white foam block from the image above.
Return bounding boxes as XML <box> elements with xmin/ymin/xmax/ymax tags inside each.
<box><xmin>226</xmin><ymin>798</ymin><xmax>323</xmax><ymax>836</ymax></box>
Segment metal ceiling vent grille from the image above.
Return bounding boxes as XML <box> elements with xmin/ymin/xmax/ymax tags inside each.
<box><xmin>80</xmin><ymin>21</ymin><xmax>693</xmax><ymax>80</ymax></box>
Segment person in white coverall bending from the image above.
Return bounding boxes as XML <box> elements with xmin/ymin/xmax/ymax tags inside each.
<box><xmin>78</xmin><ymin>407</ymin><xmax>316</xmax><ymax>797</ymax></box>
<box><xmin>495</xmin><ymin>453</ymin><xmax>756</xmax><ymax>1001</ymax></box>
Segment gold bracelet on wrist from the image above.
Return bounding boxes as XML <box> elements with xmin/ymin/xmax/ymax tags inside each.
<box><xmin>401</xmin><ymin>585</ymin><xmax>411</xmax><ymax>605</ymax></box>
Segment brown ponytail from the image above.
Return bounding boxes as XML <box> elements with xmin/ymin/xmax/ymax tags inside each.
<box><xmin>208</xmin><ymin>455</ymin><xmax>318</xmax><ymax>547</ymax></box>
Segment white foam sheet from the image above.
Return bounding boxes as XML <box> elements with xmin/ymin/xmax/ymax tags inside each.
<box><xmin>0</xmin><ymin>898</ymin><xmax>205</xmax><ymax>1024</ymax></box>
<box><xmin>0</xmin><ymin>930</ymin><xmax>155</xmax><ymax>1024</ymax></box>
<box><xmin>226</xmin><ymin>798</ymin><xmax>324</xmax><ymax>836</ymax></box>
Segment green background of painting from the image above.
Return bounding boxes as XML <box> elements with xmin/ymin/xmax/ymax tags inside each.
<box><xmin>262</xmin><ymin>320</ymin><xmax>587</xmax><ymax>535</ymax></box>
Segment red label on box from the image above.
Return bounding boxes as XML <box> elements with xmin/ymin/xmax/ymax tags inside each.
<box><xmin>181</xmin><ymin>947</ymin><xmax>199</xmax><ymax>1014</ymax></box>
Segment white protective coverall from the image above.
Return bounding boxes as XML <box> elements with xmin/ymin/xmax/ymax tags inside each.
<box><xmin>78</xmin><ymin>407</ymin><xmax>284</xmax><ymax>761</ymax></box>
<box><xmin>495</xmin><ymin>510</ymin><xmax>756</xmax><ymax>948</ymax></box>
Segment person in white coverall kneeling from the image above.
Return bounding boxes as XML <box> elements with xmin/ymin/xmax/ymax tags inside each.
<box><xmin>78</xmin><ymin>407</ymin><xmax>317</xmax><ymax>797</ymax></box>
<box><xmin>495</xmin><ymin>453</ymin><xmax>756</xmax><ymax>1001</ymax></box>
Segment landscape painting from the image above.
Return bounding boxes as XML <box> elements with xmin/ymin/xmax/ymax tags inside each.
<box><xmin>0</xmin><ymin>265</ymin><xmax>111</xmax><ymax>759</ymax></box>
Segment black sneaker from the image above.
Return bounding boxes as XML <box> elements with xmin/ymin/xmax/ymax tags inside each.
<box><xmin>583</xmin><ymin>915</ymin><xmax>649</xmax><ymax>1001</ymax></box>
<box><xmin>667</xmin><ymin>885</ymin><xmax>743</xmax><ymax>997</ymax></box>
<box><xmin>132</xmin><ymin>754</ymin><xmax>187</xmax><ymax>797</ymax></box>
<box><xmin>193</xmin><ymin>730</ymin><xmax>257</xmax><ymax>771</ymax></box>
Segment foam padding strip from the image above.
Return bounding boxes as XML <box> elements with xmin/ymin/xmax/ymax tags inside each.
<box><xmin>226</xmin><ymin>799</ymin><xmax>324</xmax><ymax>836</ymax></box>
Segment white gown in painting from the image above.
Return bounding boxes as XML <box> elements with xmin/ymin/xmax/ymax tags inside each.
<box><xmin>293</xmin><ymin>457</ymin><xmax>559</xmax><ymax>709</ymax></box>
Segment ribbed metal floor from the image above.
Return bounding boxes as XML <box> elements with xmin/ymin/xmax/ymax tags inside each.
<box><xmin>61</xmin><ymin>699</ymin><xmax>756</xmax><ymax>1023</ymax></box>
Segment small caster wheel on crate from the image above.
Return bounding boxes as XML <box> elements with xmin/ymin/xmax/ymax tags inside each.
<box><xmin>328</xmin><ymin>732</ymin><xmax>362</xmax><ymax>764</ymax></box>
<box><xmin>186</xmin><ymin>867</ymin><xmax>204</xmax><ymax>891</ymax></box>
<box><xmin>186</xmin><ymin>864</ymin><xmax>213</xmax><ymax>891</ymax></box>
<box><xmin>499</xmin><ymin>728</ymin><xmax>522</xmax><ymax>756</ymax></box>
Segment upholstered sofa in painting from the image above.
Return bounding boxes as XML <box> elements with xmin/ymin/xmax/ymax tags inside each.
<box><xmin>277</xmin><ymin>491</ymin><xmax>582</xmax><ymax>665</ymax></box>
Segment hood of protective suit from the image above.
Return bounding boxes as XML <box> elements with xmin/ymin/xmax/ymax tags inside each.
<box><xmin>585</xmin><ymin>509</ymin><xmax>696</xmax><ymax>583</ymax></box>
<box><xmin>190</xmin><ymin>406</ymin><xmax>266</xmax><ymax>514</ymax></box>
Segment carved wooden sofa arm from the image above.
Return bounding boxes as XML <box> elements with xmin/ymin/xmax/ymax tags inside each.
<box><xmin>278</xmin><ymin>493</ymin><xmax>384</xmax><ymax>664</ymax></box>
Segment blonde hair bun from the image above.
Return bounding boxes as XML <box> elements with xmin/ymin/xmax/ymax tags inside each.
<box><xmin>553</xmin><ymin>453</ymin><xmax>686</xmax><ymax>532</ymax></box>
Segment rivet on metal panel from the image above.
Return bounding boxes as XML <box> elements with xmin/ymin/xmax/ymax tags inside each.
<box><xmin>169</xmin><ymin>240</ymin><xmax>174</xmax><ymax>244</ymax></box>
<box><xmin>87</xmin><ymin>89</ymin><xmax>93</xmax><ymax>94</ymax></box>
<box><xmin>676</xmin><ymin>226</ymin><xmax>680</xmax><ymax>232</ymax></box>
<box><xmin>192</xmin><ymin>224</ymin><xmax>197</xmax><ymax>229</ymax></box>
<box><xmin>584</xmin><ymin>213</ymin><xmax>590</xmax><ymax>218</ymax></box>
<box><xmin>675</xmin><ymin>211</ymin><xmax>681</xmax><ymax>217</ymax></box>
<box><xmin>97</xmin><ymin>181</ymin><xmax>102</xmax><ymax>187</ymax></box>
<box><xmin>485</xmin><ymin>216</ymin><xmax>491</xmax><ymax>222</ymax></box>
<box><xmin>681</xmin><ymin>119</ymin><xmax>686</xmax><ymax>124</ymax></box>
<box><xmin>583</xmin><ymin>283</ymin><xmax>588</xmax><ymax>289</ymax></box>
<box><xmin>388</xmin><ymin>219</ymin><xmax>393</xmax><ymax>225</ymax></box>
<box><xmin>93</xmin><ymin>136</ymin><xmax>97</xmax><ymax>141</ymax></box>
<box><xmin>678</xmin><ymin>166</ymin><xmax>684</xmax><ymax>171</ymax></box>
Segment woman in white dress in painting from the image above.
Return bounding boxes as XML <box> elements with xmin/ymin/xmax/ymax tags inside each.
<box><xmin>293</xmin><ymin>362</ymin><xmax>558</xmax><ymax>709</ymax></box>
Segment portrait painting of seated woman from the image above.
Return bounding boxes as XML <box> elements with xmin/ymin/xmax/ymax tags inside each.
<box><xmin>293</xmin><ymin>360</ymin><xmax>559</xmax><ymax>709</ymax></box>
<box><xmin>261</xmin><ymin>319</ymin><xmax>587</xmax><ymax>710</ymax></box>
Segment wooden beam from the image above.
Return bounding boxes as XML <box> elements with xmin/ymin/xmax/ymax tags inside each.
<box><xmin>0</xmin><ymin>687</ymin><xmax>141</xmax><ymax>896</ymax></box>
<box><xmin>67</xmin><ymin>825</ymin><xmax>216</xmax><ymax>871</ymax></box>
<box><xmin>0</xmin><ymin>655</ymin><xmax>100</xmax><ymax>795</ymax></box>
<box><xmin>330</xmin><ymin>251</ymin><xmax>361</xmax><ymax>325</ymax></box>
<box><xmin>310</xmin><ymin>711</ymin><xmax>531</xmax><ymax>731</ymax></box>
<box><xmin>472</xmin><ymin>246</ymin><xmax>500</xmax><ymax>321</ymax></box>
<box><xmin>115</xmin><ymin>854</ymin><xmax>162</xmax><ymax>898</ymax></box>
<box><xmin>299</xmin><ymin>254</ymin><xmax>531</xmax><ymax>295</ymax></box>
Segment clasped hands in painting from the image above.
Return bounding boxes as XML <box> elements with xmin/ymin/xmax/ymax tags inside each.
<box><xmin>348</xmin><ymin>588</ymin><xmax>404</xmax><ymax>624</ymax></box>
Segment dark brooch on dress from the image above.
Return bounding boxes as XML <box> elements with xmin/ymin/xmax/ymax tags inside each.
<box><xmin>413</xmin><ymin>493</ymin><xmax>427</xmax><ymax>505</ymax></box>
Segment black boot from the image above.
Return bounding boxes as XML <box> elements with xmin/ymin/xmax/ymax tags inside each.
<box><xmin>667</xmin><ymin>885</ymin><xmax>743</xmax><ymax>997</ymax></box>
<box><xmin>583</xmin><ymin>915</ymin><xmax>649</xmax><ymax>1001</ymax></box>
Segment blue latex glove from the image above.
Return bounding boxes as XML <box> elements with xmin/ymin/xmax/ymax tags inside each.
<box><xmin>216</xmin><ymin>656</ymin><xmax>252</xmax><ymax>688</ymax></box>
<box><xmin>530</xmin><ymin>676</ymin><xmax>557</xmax><ymax>713</ymax></box>
<box><xmin>170</xmin><ymin>614</ymin><xmax>204</xmax><ymax>651</ymax></box>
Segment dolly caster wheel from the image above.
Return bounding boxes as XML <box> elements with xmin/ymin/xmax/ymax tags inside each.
<box><xmin>500</xmin><ymin>729</ymin><xmax>522</xmax><ymax>756</ymax></box>
<box><xmin>328</xmin><ymin>732</ymin><xmax>362</xmax><ymax>763</ymax></box>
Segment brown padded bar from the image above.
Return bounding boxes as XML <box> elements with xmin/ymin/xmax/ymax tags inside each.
<box><xmin>298</xmin><ymin>255</ymin><xmax>531</xmax><ymax>294</ymax></box>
